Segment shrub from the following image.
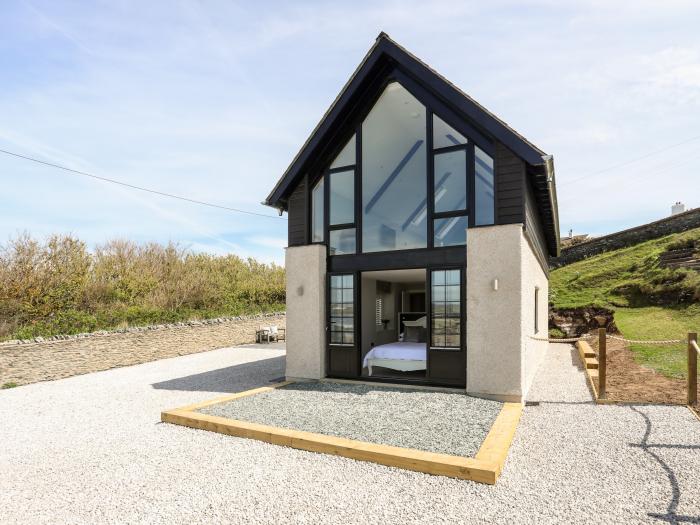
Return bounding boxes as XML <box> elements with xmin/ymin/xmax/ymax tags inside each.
<box><xmin>548</xmin><ymin>327</ymin><xmax>566</xmax><ymax>339</ymax></box>
<box><xmin>0</xmin><ymin>233</ymin><xmax>286</xmax><ymax>340</ymax></box>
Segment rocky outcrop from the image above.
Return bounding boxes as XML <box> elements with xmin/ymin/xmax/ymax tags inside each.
<box><xmin>549</xmin><ymin>307</ymin><xmax>617</xmax><ymax>337</ymax></box>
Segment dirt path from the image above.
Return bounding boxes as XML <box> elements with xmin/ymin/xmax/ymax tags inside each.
<box><xmin>591</xmin><ymin>336</ymin><xmax>690</xmax><ymax>404</ymax></box>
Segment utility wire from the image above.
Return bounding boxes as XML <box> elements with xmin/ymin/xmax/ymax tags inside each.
<box><xmin>0</xmin><ymin>147</ymin><xmax>286</xmax><ymax>220</ymax></box>
<box><xmin>560</xmin><ymin>135</ymin><xmax>700</xmax><ymax>187</ymax></box>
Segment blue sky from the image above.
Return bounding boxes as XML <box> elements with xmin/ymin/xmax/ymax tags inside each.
<box><xmin>1</xmin><ymin>1</ymin><xmax>699</xmax><ymax>264</ymax></box>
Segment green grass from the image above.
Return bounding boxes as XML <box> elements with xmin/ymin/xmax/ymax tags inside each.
<box><xmin>550</xmin><ymin>227</ymin><xmax>700</xmax><ymax>379</ymax></box>
<box><xmin>614</xmin><ymin>306</ymin><xmax>699</xmax><ymax>378</ymax></box>
<box><xmin>550</xmin><ymin>228</ymin><xmax>700</xmax><ymax>309</ymax></box>
<box><xmin>548</xmin><ymin>327</ymin><xmax>566</xmax><ymax>339</ymax></box>
<box><xmin>2</xmin><ymin>382</ymin><xmax>18</xmax><ymax>389</ymax></box>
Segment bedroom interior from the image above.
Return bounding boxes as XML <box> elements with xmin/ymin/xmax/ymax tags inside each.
<box><xmin>360</xmin><ymin>268</ymin><xmax>427</xmax><ymax>380</ymax></box>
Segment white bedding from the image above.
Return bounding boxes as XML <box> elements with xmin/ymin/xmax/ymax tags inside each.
<box><xmin>363</xmin><ymin>342</ymin><xmax>427</xmax><ymax>375</ymax></box>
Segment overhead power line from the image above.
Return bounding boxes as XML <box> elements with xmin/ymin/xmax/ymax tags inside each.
<box><xmin>0</xmin><ymin>148</ymin><xmax>286</xmax><ymax>220</ymax></box>
<box><xmin>561</xmin><ymin>135</ymin><xmax>700</xmax><ymax>187</ymax></box>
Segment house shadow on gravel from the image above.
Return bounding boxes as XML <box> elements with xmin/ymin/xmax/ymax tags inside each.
<box><xmin>151</xmin><ymin>356</ymin><xmax>285</xmax><ymax>394</ymax></box>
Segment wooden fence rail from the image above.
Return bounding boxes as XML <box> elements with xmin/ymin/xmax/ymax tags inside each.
<box><xmin>598</xmin><ymin>328</ymin><xmax>607</xmax><ymax>399</ymax></box>
<box><xmin>596</xmin><ymin>329</ymin><xmax>698</xmax><ymax>406</ymax></box>
<box><xmin>689</xmin><ymin>332</ymin><xmax>698</xmax><ymax>406</ymax></box>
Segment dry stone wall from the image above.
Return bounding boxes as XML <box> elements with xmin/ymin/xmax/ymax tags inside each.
<box><xmin>0</xmin><ymin>313</ymin><xmax>285</xmax><ymax>387</ymax></box>
<box><xmin>552</xmin><ymin>208</ymin><xmax>700</xmax><ymax>268</ymax></box>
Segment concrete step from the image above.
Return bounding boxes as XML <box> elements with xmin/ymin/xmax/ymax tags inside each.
<box><xmin>585</xmin><ymin>357</ymin><xmax>599</xmax><ymax>370</ymax></box>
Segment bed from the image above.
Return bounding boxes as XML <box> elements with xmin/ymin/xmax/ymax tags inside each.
<box><xmin>362</xmin><ymin>341</ymin><xmax>427</xmax><ymax>376</ymax></box>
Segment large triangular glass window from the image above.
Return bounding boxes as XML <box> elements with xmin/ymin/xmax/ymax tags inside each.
<box><xmin>330</xmin><ymin>134</ymin><xmax>356</xmax><ymax>168</ymax></box>
<box><xmin>433</xmin><ymin>115</ymin><xmax>467</xmax><ymax>149</ymax></box>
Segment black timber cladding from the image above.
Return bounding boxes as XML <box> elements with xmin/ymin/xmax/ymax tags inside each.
<box><xmin>524</xmin><ymin>180</ymin><xmax>549</xmax><ymax>274</ymax></box>
<box><xmin>287</xmin><ymin>175</ymin><xmax>307</xmax><ymax>246</ymax></box>
<box><xmin>494</xmin><ymin>142</ymin><xmax>525</xmax><ymax>225</ymax></box>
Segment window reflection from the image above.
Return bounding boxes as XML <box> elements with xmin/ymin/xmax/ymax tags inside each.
<box><xmin>362</xmin><ymin>82</ymin><xmax>427</xmax><ymax>252</ymax></box>
<box><xmin>329</xmin><ymin>169</ymin><xmax>354</xmax><ymax>225</ymax></box>
<box><xmin>431</xmin><ymin>269</ymin><xmax>461</xmax><ymax>349</ymax></box>
<box><xmin>475</xmin><ymin>146</ymin><xmax>495</xmax><ymax>226</ymax></box>
<box><xmin>311</xmin><ymin>178</ymin><xmax>324</xmax><ymax>242</ymax></box>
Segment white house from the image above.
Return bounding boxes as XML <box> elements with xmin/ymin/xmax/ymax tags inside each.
<box><xmin>264</xmin><ymin>33</ymin><xmax>560</xmax><ymax>402</ymax></box>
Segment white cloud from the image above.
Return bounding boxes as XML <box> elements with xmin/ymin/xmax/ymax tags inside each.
<box><xmin>2</xmin><ymin>0</ymin><xmax>699</xmax><ymax>251</ymax></box>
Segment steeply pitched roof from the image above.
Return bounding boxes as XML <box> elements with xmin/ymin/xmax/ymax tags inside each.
<box><xmin>265</xmin><ymin>32</ymin><xmax>560</xmax><ymax>255</ymax></box>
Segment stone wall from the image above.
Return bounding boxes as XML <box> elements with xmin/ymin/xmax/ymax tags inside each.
<box><xmin>552</xmin><ymin>207</ymin><xmax>700</xmax><ymax>268</ymax></box>
<box><xmin>0</xmin><ymin>313</ymin><xmax>285</xmax><ymax>387</ymax></box>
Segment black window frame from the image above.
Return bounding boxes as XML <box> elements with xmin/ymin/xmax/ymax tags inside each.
<box><xmin>307</xmin><ymin>74</ymin><xmax>496</xmax><ymax>257</ymax></box>
<box><xmin>323</xmin><ymin>131</ymin><xmax>360</xmax><ymax>255</ymax></box>
<box><xmin>328</xmin><ymin>273</ymin><xmax>356</xmax><ymax>346</ymax></box>
<box><xmin>428</xmin><ymin>267</ymin><xmax>464</xmax><ymax>351</ymax></box>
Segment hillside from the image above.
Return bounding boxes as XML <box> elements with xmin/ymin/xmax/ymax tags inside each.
<box><xmin>550</xmin><ymin>227</ymin><xmax>700</xmax><ymax>379</ymax></box>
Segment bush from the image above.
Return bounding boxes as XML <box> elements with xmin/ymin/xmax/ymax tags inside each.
<box><xmin>548</xmin><ymin>328</ymin><xmax>566</xmax><ymax>339</ymax></box>
<box><xmin>0</xmin><ymin>233</ymin><xmax>286</xmax><ymax>340</ymax></box>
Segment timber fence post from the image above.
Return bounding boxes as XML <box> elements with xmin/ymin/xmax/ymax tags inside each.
<box><xmin>598</xmin><ymin>328</ymin><xmax>607</xmax><ymax>399</ymax></box>
<box><xmin>689</xmin><ymin>332</ymin><xmax>698</xmax><ymax>406</ymax></box>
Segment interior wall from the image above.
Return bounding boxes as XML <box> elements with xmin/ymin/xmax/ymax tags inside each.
<box><xmin>359</xmin><ymin>273</ymin><xmax>426</xmax><ymax>371</ymax></box>
<box><xmin>360</xmin><ymin>277</ymin><xmax>377</xmax><ymax>363</ymax></box>
<box><xmin>360</xmin><ymin>278</ymin><xmax>402</xmax><ymax>362</ymax></box>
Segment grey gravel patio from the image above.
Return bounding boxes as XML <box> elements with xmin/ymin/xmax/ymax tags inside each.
<box><xmin>199</xmin><ymin>381</ymin><xmax>503</xmax><ymax>457</ymax></box>
<box><xmin>1</xmin><ymin>341</ymin><xmax>699</xmax><ymax>524</ymax></box>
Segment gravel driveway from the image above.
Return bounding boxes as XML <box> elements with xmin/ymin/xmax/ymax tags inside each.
<box><xmin>1</xmin><ymin>342</ymin><xmax>699</xmax><ymax>524</ymax></box>
<box><xmin>199</xmin><ymin>381</ymin><xmax>502</xmax><ymax>457</ymax></box>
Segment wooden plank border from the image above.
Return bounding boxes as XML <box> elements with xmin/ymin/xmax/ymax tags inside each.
<box><xmin>161</xmin><ymin>383</ymin><xmax>523</xmax><ymax>485</ymax></box>
<box><xmin>577</xmin><ymin>340</ymin><xmax>601</xmax><ymax>400</ymax></box>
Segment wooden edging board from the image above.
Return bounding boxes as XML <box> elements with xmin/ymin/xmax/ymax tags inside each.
<box><xmin>577</xmin><ymin>340</ymin><xmax>601</xmax><ymax>400</ymax></box>
<box><xmin>161</xmin><ymin>382</ymin><xmax>523</xmax><ymax>485</ymax></box>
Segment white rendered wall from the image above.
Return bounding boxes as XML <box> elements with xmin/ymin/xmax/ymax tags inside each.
<box><xmin>285</xmin><ymin>245</ymin><xmax>326</xmax><ymax>380</ymax></box>
<box><xmin>466</xmin><ymin>224</ymin><xmax>524</xmax><ymax>401</ymax></box>
<box><xmin>520</xmin><ymin>234</ymin><xmax>549</xmax><ymax>398</ymax></box>
<box><xmin>466</xmin><ymin>224</ymin><xmax>550</xmax><ymax>401</ymax></box>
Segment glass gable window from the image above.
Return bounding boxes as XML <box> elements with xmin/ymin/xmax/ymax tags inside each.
<box><xmin>434</xmin><ymin>216</ymin><xmax>468</xmax><ymax>247</ymax></box>
<box><xmin>330</xmin><ymin>274</ymin><xmax>354</xmax><ymax>345</ymax></box>
<box><xmin>362</xmin><ymin>82</ymin><xmax>427</xmax><ymax>252</ymax></box>
<box><xmin>433</xmin><ymin>115</ymin><xmax>467</xmax><ymax>149</ymax></box>
<box><xmin>329</xmin><ymin>228</ymin><xmax>356</xmax><ymax>255</ymax></box>
<box><xmin>434</xmin><ymin>149</ymin><xmax>467</xmax><ymax>213</ymax></box>
<box><xmin>330</xmin><ymin>134</ymin><xmax>356</xmax><ymax>169</ymax></box>
<box><xmin>474</xmin><ymin>146</ymin><xmax>495</xmax><ymax>226</ymax></box>
<box><xmin>329</xmin><ymin>169</ymin><xmax>354</xmax><ymax>225</ymax></box>
<box><xmin>311</xmin><ymin>178</ymin><xmax>324</xmax><ymax>242</ymax></box>
<box><xmin>431</xmin><ymin>269</ymin><xmax>461</xmax><ymax>349</ymax></box>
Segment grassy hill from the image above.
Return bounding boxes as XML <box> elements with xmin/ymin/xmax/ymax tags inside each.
<box><xmin>550</xmin><ymin>227</ymin><xmax>700</xmax><ymax>378</ymax></box>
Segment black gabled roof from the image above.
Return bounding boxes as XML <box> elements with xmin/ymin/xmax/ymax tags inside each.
<box><xmin>265</xmin><ymin>32</ymin><xmax>560</xmax><ymax>255</ymax></box>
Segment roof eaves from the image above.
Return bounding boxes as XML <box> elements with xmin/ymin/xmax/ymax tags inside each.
<box><xmin>263</xmin><ymin>35</ymin><xmax>386</xmax><ymax>209</ymax></box>
<box><xmin>382</xmin><ymin>35</ymin><xmax>547</xmax><ymax>160</ymax></box>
